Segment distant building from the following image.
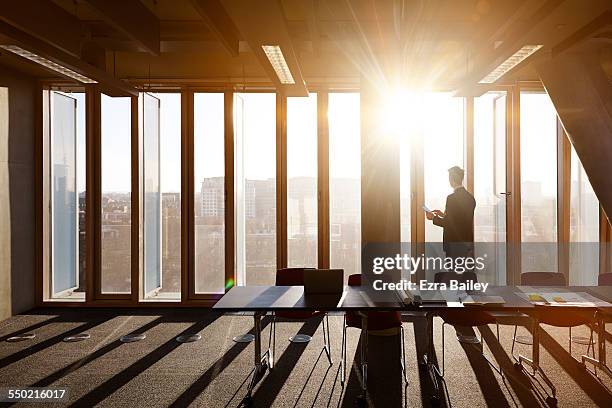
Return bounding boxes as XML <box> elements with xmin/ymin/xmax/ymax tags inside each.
<box><xmin>200</xmin><ymin>177</ymin><xmax>224</xmax><ymax>217</ymax></box>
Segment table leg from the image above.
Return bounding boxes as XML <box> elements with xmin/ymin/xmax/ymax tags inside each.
<box><xmin>243</xmin><ymin>312</ymin><xmax>268</xmax><ymax>406</ymax></box>
<box><xmin>532</xmin><ymin>316</ymin><xmax>539</xmax><ymax>368</ymax></box>
<box><xmin>423</xmin><ymin>312</ymin><xmax>442</xmax><ymax>405</ymax></box>
<box><xmin>359</xmin><ymin>312</ymin><xmax>368</xmax><ymax>393</ymax></box>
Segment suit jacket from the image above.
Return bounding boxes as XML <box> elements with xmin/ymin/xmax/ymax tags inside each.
<box><xmin>432</xmin><ymin>187</ymin><xmax>476</xmax><ymax>256</ymax></box>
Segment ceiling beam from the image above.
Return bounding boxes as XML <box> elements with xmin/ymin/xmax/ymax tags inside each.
<box><xmin>223</xmin><ymin>0</ymin><xmax>308</xmax><ymax>96</ymax></box>
<box><xmin>83</xmin><ymin>0</ymin><xmax>160</xmax><ymax>55</ymax></box>
<box><xmin>454</xmin><ymin>0</ymin><xmax>563</xmax><ymax>95</ymax></box>
<box><xmin>305</xmin><ymin>0</ymin><xmax>320</xmax><ymax>57</ymax></box>
<box><xmin>190</xmin><ymin>0</ymin><xmax>240</xmax><ymax>57</ymax></box>
<box><xmin>0</xmin><ymin>20</ymin><xmax>137</xmax><ymax>97</ymax></box>
<box><xmin>552</xmin><ymin>11</ymin><xmax>612</xmax><ymax>56</ymax></box>
<box><xmin>0</xmin><ymin>0</ymin><xmax>85</xmax><ymax>57</ymax></box>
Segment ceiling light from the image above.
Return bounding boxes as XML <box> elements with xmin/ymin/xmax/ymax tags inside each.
<box><xmin>261</xmin><ymin>45</ymin><xmax>295</xmax><ymax>85</ymax></box>
<box><xmin>0</xmin><ymin>45</ymin><xmax>97</xmax><ymax>84</ymax></box>
<box><xmin>478</xmin><ymin>45</ymin><xmax>543</xmax><ymax>84</ymax></box>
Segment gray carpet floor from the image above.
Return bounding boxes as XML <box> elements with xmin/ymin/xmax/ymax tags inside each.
<box><xmin>0</xmin><ymin>309</ymin><xmax>610</xmax><ymax>407</ymax></box>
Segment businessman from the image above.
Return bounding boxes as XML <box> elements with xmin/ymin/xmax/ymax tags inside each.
<box><xmin>427</xmin><ymin>166</ymin><xmax>477</xmax><ymax>338</ymax></box>
<box><xmin>426</xmin><ymin>166</ymin><xmax>475</xmax><ymax>261</ymax></box>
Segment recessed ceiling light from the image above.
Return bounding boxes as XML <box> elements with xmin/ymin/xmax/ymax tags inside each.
<box><xmin>0</xmin><ymin>44</ymin><xmax>97</xmax><ymax>84</ymax></box>
<box><xmin>261</xmin><ymin>45</ymin><xmax>295</xmax><ymax>85</ymax></box>
<box><xmin>478</xmin><ymin>44</ymin><xmax>543</xmax><ymax>84</ymax></box>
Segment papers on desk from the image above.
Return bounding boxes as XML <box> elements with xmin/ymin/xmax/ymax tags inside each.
<box><xmin>461</xmin><ymin>295</ymin><xmax>505</xmax><ymax>306</ymax></box>
<box><xmin>516</xmin><ymin>288</ymin><xmax>598</xmax><ymax>306</ymax></box>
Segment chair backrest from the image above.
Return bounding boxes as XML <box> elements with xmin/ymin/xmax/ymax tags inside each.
<box><xmin>276</xmin><ymin>268</ymin><xmax>315</xmax><ymax>286</ymax></box>
<box><xmin>598</xmin><ymin>273</ymin><xmax>612</xmax><ymax>286</ymax></box>
<box><xmin>434</xmin><ymin>271</ymin><xmax>478</xmax><ymax>284</ymax></box>
<box><xmin>348</xmin><ymin>274</ymin><xmax>361</xmax><ymax>287</ymax></box>
<box><xmin>520</xmin><ymin>272</ymin><xmax>566</xmax><ymax>286</ymax></box>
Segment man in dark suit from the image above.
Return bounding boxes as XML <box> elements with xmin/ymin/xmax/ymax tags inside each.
<box><xmin>427</xmin><ymin>166</ymin><xmax>478</xmax><ymax>338</ymax></box>
<box><xmin>426</xmin><ymin>166</ymin><xmax>475</xmax><ymax>260</ymax></box>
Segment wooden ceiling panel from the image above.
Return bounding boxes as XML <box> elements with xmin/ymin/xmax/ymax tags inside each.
<box><xmin>0</xmin><ymin>0</ymin><xmax>87</xmax><ymax>57</ymax></box>
<box><xmin>82</xmin><ymin>0</ymin><xmax>160</xmax><ymax>55</ymax></box>
<box><xmin>223</xmin><ymin>0</ymin><xmax>308</xmax><ymax>96</ymax></box>
<box><xmin>190</xmin><ymin>0</ymin><xmax>240</xmax><ymax>57</ymax></box>
<box><xmin>1</xmin><ymin>0</ymin><xmax>611</xmax><ymax>91</ymax></box>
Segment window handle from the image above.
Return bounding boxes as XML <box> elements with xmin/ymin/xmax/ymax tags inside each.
<box><xmin>500</xmin><ymin>192</ymin><xmax>511</xmax><ymax>196</ymax></box>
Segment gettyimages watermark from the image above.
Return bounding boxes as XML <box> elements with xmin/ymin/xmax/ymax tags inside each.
<box><xmin>360</xmin><ymin>242</ymin><xmax>604</xmax><ymax>301</ymax></box>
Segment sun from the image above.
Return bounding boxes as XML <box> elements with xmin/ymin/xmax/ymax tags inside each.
<box><xmin>378</xmin><ymin>88</ymin><xmax>422</xmax><ymax>139</ymax></box>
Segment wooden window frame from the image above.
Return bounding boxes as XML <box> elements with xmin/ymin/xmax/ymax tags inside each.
<box><xmin>39</xmin><ymin>80</ymin><xmax>611</xmax><ymax>308</ymax></box>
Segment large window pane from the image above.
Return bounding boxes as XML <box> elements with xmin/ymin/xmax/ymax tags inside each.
<box><xmin>235</xmin><ymin>93</ymin><xmax>276</xmax><ymax>285</ymax></box>
<box><xmin>194</xmin><ymin>93</ymin><xmax>225</xmax><ymax>294</ymax></box>
<box><xmin>50</xmin><ymin>91</ymin><xmax>84</xmax><ymax>300</ymax></box>
<box><xmin>570</xmin><ymin>146</ymin><xmax>599</xmax><ymax>284</ymax></box>
<box><xmin>157</xmin><ymin>93</ymin><xmax>181</xmax><ymax>298</ymax></box>
<box><xmin>287</xmin><ymin>94</ymin><xmax>317</xmax><ymax>268</ymax></box>
<box><xmin>329</xmin><ymin>93</ymin><xmax>361</xmax><ymax>281</ymax></box>
<box><xmin>474</xmin><ymin>92</ymin><xmax>507</xmax><ymax>284</ymax></box>
<box><xmin>520</xmin><ymin>92</ymin><xmax>558</xmax><ymax>272</ymax></box>
<box><xmin>76</xmin><ymin>93</ymin><xmax>86</xmax><ymax>297</ymax></box>
<box><xmin>101</xmin><ymin>95</ymin><xmax>132</xmax><ymax>294</ymax></box>
<box><xmin>424</xmin><ymin>94</ymin><xmax>465</xmax><ymax>245</ymax></box>
<box><xmin>142</xmin><ymin>93</ymin><xmax>161</xmax><ymax>297</ymax></box>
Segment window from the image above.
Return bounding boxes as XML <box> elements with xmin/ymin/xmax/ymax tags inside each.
<box><xmin>49</xmin><ymin>91</ymin><xmax>85</xmax><ymax>300</ymax></box>
<box><xmin>423</xmin><ymin>94</ymin><xmax>466</xmax><ymax>245</ymax></box>
<box><xmin>194</xmin><ymin>93</ymin><xmax>225</xmax><ymax>294</ymax></box>
<box><xmin>140</xmin><ymin>93</ymin><xmax>182</xmax><ymax>300</ymax></box>
<box><xmin>520</xmin><ymin>92</ymin><xmax>558</xmax><ymax>272</ymax></box>
<box><xmin>101</xmin><ymin>95</ymin><xmax>132</xmax><ymax>294</ymax></box>
<box><xmin>234</xmin><ymin>93</ymin><xmax>276</xmax><ymax>285</ymax></box>
<box><xmin>474</xmin><ymin>92</ymin><xmax>507</xmax><ymax>283</ymax></box>
<box><xmin>157</xmin><ymin>93</ymin><xmax>182</xmax><ymax>298</ymax></box>
<box><xmin>329</xmin><ymin>93</ymin><xmax>361</xmax><ymax>280</ymax></box>
<box><xmin>569</xmin><ymin>145</ymin><xmax>599</xmax><ymax>284</ymax></box>
<box><xmin>141</xmin><ymin>93</ymin><xmax>161</xmax><ymax>298</ymax></box>
<box><xmin>287</xmin><ymin>94</ymin><xmax>317</xmax><ymax>268</ymax></box>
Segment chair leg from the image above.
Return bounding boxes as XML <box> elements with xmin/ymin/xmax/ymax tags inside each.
<box><xmin>400</xmin><ymin>325</ymin><xmax>408</xmax><ymax>384</ymax></box>
<box><xmin>511</xmin><ymin>325</ymin><xmax>518</xmax><ymax>361</ymax></box>
<box><xmin>359</xmin><ymin>327</ymin><xmax>365</xmax><ymax>389</ymax></box>
<box><xmin>434</xmin><ymin>322</ymin><xmax>446</xmax><ymax>378</ymax></box>
<box><xmin>322</xmin><ymin>314</ymin><xmax>332</xmax><ymax>365</ymax></box>
<box><xmin>341</xmin><ymin>314</ymin><xmax>347</xmax><ymax>386</ymax></box>
<box><xmin>588</xmin><ymin>327</ymin><xmax>595</xmax><ymax>358</ymax></box>
<box><xmin>569</xmin><ymin>327</ymin><xmax>572</xmax><ymax>358</ymax></box>
<box><xmin>478</xmin><ymin>323</ymin><xmax>504</xmax><ymax>379</ymax></box>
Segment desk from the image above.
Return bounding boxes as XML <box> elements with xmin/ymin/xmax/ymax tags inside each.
<box><xmin>213</xmin><ymin>285</ymin><xmax>401</xmax><ymax>405</ymax></box>
<box><xmin>213</xmin><ymin>285</ymin><xmax>612</xmax><ymax>406</ymax></box>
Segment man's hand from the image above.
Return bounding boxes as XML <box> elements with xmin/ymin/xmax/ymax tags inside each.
<box><xmin>425</xmin><ymin>211</ymin><xmax>434</xmax><ymax>220</ymax></box>
<box><xmin>432</xmin><ymin>209</ymin><xmax>444</xmax><ymax>217</ymax></box>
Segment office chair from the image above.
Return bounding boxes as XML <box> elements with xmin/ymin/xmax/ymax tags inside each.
<box><xmin>340</xmin><ymin>274</ymin><xmax>408</xmax><ymax>388</ymax></box>
<box><xmin>513</xmin><ymin>272</ymin><xmax>596</xmax><ymax>406</ymax></box>
<box><xmin>511</xmin><ymin>272</ymin><xmax>595</xmax><ymax>363</ymax></box>
<box><xmin>433</xmin><ymin>272</ymin><xmax>503</xmax><ymax>379</ymax></box>
<box><xmin>598</xmin><ymin>272</ymin><xmax>612</xmax><ymax>286</ymax></box>
<box><xmin>267</xmin><ymin>268</ymin><xmax>332</xmax><ymax>368</ymax></box>
<box><xmin>581</xmin><ymin>273</ymin><xmax>612</xmax><ymax>378</ymax></box>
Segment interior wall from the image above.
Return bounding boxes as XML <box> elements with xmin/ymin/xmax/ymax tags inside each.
<box><xmin>0</xmin><ymin>65</ymin><xmax>36</xmax><ymax>320</ymax></box>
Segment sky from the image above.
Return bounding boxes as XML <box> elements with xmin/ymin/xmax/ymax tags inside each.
<box><xmin>65</xmin><ymin>89</ymin><xmax>559</xmax><ymax>201</ymax></box>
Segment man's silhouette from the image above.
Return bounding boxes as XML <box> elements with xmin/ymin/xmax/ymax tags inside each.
<box><xmin>426</xmin><ymin>166</ymin><xmax>475</xmax><ymax>260</ymax></box>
